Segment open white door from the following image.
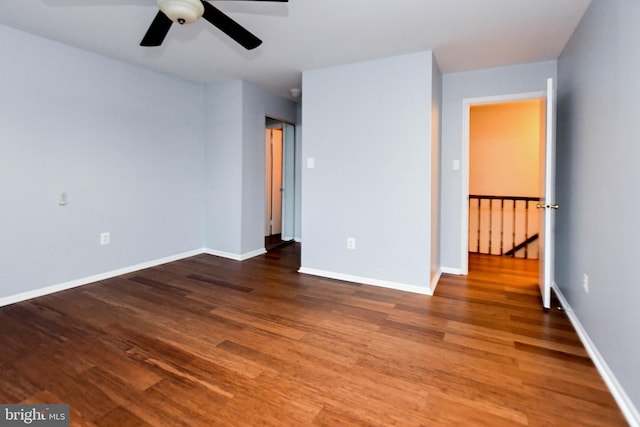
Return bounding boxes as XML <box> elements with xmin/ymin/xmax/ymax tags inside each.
<box><xmin>538</xmin><ymin>77</ymin><xmax>558</xmax><ymax>309</ymax></box>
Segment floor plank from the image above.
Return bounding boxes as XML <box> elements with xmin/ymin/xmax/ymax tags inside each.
<box><xmin>0</xmin><ymin>246</ymin><xmax>627</xmax><ymax>426</ymax></box>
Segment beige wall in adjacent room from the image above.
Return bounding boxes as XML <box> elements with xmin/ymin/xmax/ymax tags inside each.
<box><xmin>470</xmin><ymin>99</ymin><xmax>543</xmax><ymax>197</ymax></box>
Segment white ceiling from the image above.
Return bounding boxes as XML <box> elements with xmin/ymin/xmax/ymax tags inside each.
<box><xmin>0</xmin><ymin>0</ymin><xmax>592</xmax><ymax>99</ymax></box>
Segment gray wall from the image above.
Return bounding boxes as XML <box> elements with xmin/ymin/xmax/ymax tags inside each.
<box><xmin>0</xmin><ymin>25</ymin><xmax>205</xmax><ymax>299</ymax></box>
<box><xmin>204</xmin><ymin>81</ymin><xmax>244</xmax><ymax>255</ymax></box>
<box><xmin>440</xmin><ymin>60</ymin><xmax>557</xmax><ymax>271</ymax></box>
<box><xmin>203</xmin><ymin>81</ymin><xmax>297</xmax><ymax>258</ymax></box>
<box><xmin>557</xmin><ymin>0</ymin><xmax>640</xmax><ymax>411</ymax></box>
<box><xmin>0</xmin><ymin>25</ymin><xmax>297</xmax><ymax>301</ymax></box>
<box><xmin>301</xmin><ymin>52</ymin><xmax>434</xmax><ymax>291</ymax></box>
<box><xmin>295</xmin><ymin>102</ymin><xmax>303</xmax><ymax>241</ymax></box>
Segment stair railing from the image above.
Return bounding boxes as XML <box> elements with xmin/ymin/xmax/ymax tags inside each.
<box><xmin>468</xmin><ymin>195</ymin><xmax>541</xmax><ymax>259</ymax></box>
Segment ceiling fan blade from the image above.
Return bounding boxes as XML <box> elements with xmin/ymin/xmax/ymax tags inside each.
<box><xmin>140</xmin><ymin>11</ymin><xmax>173</xmax><ymax>47</ymax></box>
<box><xmin>201</xmin><ymin>0</ymin><xmax>262</xmax><ymax>50</ymax></box>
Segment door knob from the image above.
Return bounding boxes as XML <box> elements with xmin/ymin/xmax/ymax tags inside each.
<box><xmin>537</xmin><ymin>203</ymin><xmax>559</xmax><ymax>209</ymax></box>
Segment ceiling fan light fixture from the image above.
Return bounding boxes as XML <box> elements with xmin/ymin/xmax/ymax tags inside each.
<box><xmin>157</xmin><ymin>0</ymin><xmax>204</xmax><ymax>25</ymax></box>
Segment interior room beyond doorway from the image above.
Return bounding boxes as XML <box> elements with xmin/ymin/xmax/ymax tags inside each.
<box><xmin>468</xmin><ymin>99</ymin><xmax>544</xmax><ymax>267</ymax></box>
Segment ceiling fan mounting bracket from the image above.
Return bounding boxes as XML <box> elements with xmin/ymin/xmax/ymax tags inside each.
<box><xmin>157</xmin><ymin>0</ymin><xmax>204</xmax><ymax>25</ymax></box>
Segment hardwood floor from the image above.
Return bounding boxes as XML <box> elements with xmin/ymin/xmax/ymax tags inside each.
<box><xmin>0</xmin><ymin>245</ymin><xmax>627</xmax><ymax>426</ymax></box>
<box><xmin>265</xmin><ymin>234</ymin><xmax>294</xmax><ymax>251</ymax></box>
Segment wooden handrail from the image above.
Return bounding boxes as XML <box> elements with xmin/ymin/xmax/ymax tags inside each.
<box><xmin>469</xmin><ymin>195</ymin><xmax>540</xmax><ymax>201</ymax></box>
<box><xmin>504</xmin><ymin>233</ymin><xmax>539</xmax><ymax>257</ymax></box>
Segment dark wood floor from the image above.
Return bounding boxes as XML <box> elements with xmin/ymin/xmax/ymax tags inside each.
<box><xmin>265</xmin><ymin>234</ymin><xmax>294</xmax><ymax>251</ymax></box>
<box><xmin>0</xmin><ymin>245</ymin><xmax>626</xmax><ymax>426</ymax></box>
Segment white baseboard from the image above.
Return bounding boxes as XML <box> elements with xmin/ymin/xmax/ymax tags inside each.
<box><xmin>240</xmin><ymin>248</ymin><xmax>267</xmax><ymax>260</ymax></box>
<box><xmin>441</xmin><ymin>266</ymin><xmax>464</xmax><ymax>275</ymax></box>
<box><xmin>0</xmin><ymin>246</ymin><xmax>274</xmax><ymax>308</ymax></box>
<box><xmin>552</xmin><ymin>283</ymin><xmax>640</xmax><ymax>427</ymax></box>
<box><xmin>430</xmin><ymin>269</ymin><xmax>442</xmax><ymax>293</ymax></box>
<box><xmin>203</xmin><ymin>247</ymin><xmax>266</xmax><ymax>261</ymax></box>
<box><xmin>0</xmin><ymin>249</ymin><xmax>203</xmax><ymax>308</ymax></box>
<box><xmin>298</xmin><ymin>267</ymin><xmax>432</xmax><ymax>296</ymax></box>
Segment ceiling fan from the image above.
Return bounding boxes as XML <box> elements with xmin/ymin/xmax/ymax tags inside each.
<box><xmin>141</xmin><ymin>0</ymin><xmax>288</xmax><ymax>50</ymax></box>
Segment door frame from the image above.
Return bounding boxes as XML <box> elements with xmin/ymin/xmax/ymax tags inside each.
<box><xmin>264</xmin><ymin>117</ymin><xmax>297</xmax><ymax>244</ymax></box>
<box><xmin>459</xmin><ymin>90</ymin><xmax>545</xmax><ymax>275</ymax></box>
<box><xmin>265</xmin><ymin>127</ymin><xmax>284</xmax><ymax>236</ymax></box>
<box><xmin>538</xmin><ymin>77</ymin><xmax>557</xmax><ymax>309</ymax></box>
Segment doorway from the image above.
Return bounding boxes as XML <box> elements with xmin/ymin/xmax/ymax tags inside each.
<box><xmin>468</xmin><ymin>98</ymin><xmax>544</xmax><ymax>260</ymax></box>
<box><xmin>460</xmin><ymin>91</ymin><xmax>546</xmax><ymax>275</ymax></box>
<box><xmin>461</xmin><ymin>89</ymin><xmax>555</xmax><ymax>308</ymax></box>
<box><xmin>460</xmin><ymin>80</ymin><xmax>557</xmax><ymax>309</ymax></box>
<box><xmin>265</xmin><ymin>118</ymin><xmax>296</xmax><ymax>251</ymax></box>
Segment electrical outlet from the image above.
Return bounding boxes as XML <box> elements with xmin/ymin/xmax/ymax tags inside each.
<box><xmin>583</xmin><ymin>274</ymin><xmax>589</xmax><ymax>294</ymax></box>
<box><xmin>347</xmin><ymin>237</ymin><xmax>356</xmax><ymax>250</ymax></box>
<box><xmin>100</xmin><ymin>232</ymin><xmax>110</xmax><ymax>246</ymax></box>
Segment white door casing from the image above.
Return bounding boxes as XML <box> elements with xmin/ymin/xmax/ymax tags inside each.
<box><xmin>461</xmin><ymin>81</ymin><xmax>555</xmax><ymax>309</ymax></box>
<box><xmin>461</xmin><ymin>90</ymin><xmax>545</xmax><ymax>275</ymax></box>
<box><xmin>537</xmin><ymin>77</ymin><xmax>558</xmax><ymax>309</ymax></box>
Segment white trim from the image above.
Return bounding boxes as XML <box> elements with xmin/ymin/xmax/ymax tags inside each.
<box><xmin>430</xmin><ymin>269</ymin><xmax>442</xmax><ymax>293</ymax></box>
<box><xmin>203</xmin><ymin>248</ymin><xmax>242</xmax><ymax>260</ymax></box>
<box><xmin>240</xmin><ymin>248</ymin><xmax>267</xmax><ymax>260</ymax></box>
<box><xmin>441</xmin><ymin>266</ymin><xmax>464</xmax><ymax>275</ymax></box>
<box><xmin>298</xmin><ymin>267</ymin><xmax>433</xmax><ymax>296</ymax></box>
<box><xmin>294</xmin><ymin>237</ymin><xmax>302</xmax><ymax>243</ymax></box>
<box><xmin>0</xmin><ymin>246</ymin><xmax>274</xmax><ymax>308</ymax></box>
<box><xmin>464</xmin><ymin>91</ymin><xmax>546</xmax><ymax>107</ymax></box>
<box><xmin>461</xmin><ymin>101</ymin><xmax>470</xmax><ymax>276</ymax></box>
<box><xmin>553</xmin><ymin>283</ymin><xmax>640</xmax><ymax>427</ymax></box>
<box><xmin>203</xmin><ymin>247</ymin><xmax>266</xmax><ymax>261</ymax></box>
<box><xmin>460</xmin><ymin>90</ymin><xmax>546</xmax><ymax>276</ymax></box>
<box><xmin>0</xmin><ymin>249</ymin><xmax>203</xmax><ymax>308</ymax></box>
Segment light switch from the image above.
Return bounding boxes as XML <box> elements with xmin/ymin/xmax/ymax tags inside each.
<box><xmin>307</xmin><ymin>157</ymin><xmax>315</xmax><ymax>169</ymax></box>
<box><xmin>58</xmin><ymin>192</ymin><xmax>68</xmax><ymax>206</ymax></box>
<box><xmin>452</xmin><ymin>160</ymin><xmax>460</xmax><ymax>171</ymax></box>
